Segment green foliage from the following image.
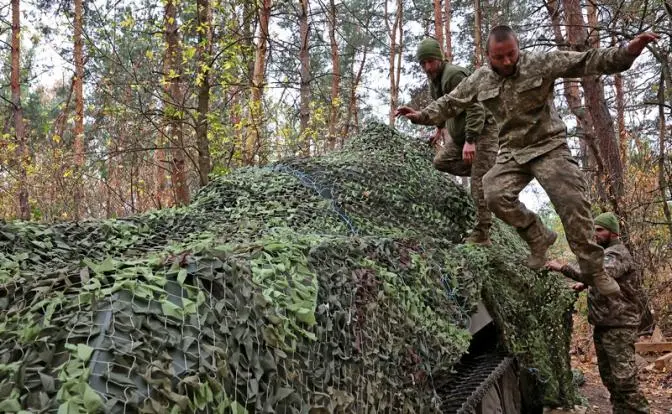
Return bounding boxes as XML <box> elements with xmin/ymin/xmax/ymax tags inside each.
<box><xmin>0</xmin><ymin>123</ymin><xmax>578</xmax><ymax>411</ymax></box>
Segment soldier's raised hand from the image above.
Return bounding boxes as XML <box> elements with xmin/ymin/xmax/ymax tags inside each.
<box><xmin>395</xmin><ymin>106</ymin><xmax>422</xmax><ymax>123</ymax></box>
<box><xmin>545</xmin><ymin>259</ymin><xmax>564</xmax><ymax>272</ymax></box>
<box><xmin>626</xmin><ymin>32</ymin><xmax>660</xmax><ymax>57</ymax></box>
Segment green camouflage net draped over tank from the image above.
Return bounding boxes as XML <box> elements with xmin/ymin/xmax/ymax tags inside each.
<box><xmin>0</xmin><ymin>123</ymin><xmax>579</xmax><ymax>413</ymax></box>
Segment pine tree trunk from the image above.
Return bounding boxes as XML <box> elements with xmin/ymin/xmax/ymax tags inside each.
<box><xmin>473</xmin><ymin>0</ymin><xmax>483</xmax><ymax>67</ymax></box>
<box><xmin>587</xmin><ymin>2</ymin><xmax>599</xmax><ymax>49</ymax></box>
<box><xmin>613</xmin><ymin>36</ymin><xmax>627</xmax><ymax>163</ymax></box>
<box><xmin>563</xmin><ymin>0</ymin><xmax>624</xmax><ymax>207</ymax></box>
<box><xmin>546</xmin><ymin>1</ymin><xmax>597</xmax><ymax>186</ymax></box>
<box><xmin>657</xmin><ymin>71</ymin><xmax>672</xmax><ymax>238</ymax></box>
<box><xmin>386</xmin><ymin>0</ymin><xmax>403</xmax><ymax>125</ymax></box>
<box><xmin>395</xmin><ymin>0</ymin><xmax>403</xmax><ymax>109</ymax></box>
<box><xmin>196</xmin><ymin>0</ymin><xmax>212</xmax><ymax>186</ymax></box>
<box><xmin>432</xmin><ymin>0</ymin><xmax>444</xmax><ymax>49</ymax></box>
<box><xmin>327</xmin><ymin>0</ymin><xmax>341</xmax><ymax>150</ymax></box>
<box><xmin>12</xmin><ymin>0</ymin><xmax>29</xmax><ymax>220</ymax></box>
<box><xmin>164</xmin><ymin>0</ymin><xmax>190</xmax><ymax>205</ymax></box>
<box><xmin>444</xmin><ymin>0</ymin><xmax>453</xmax><ymax>63</ymax></box>
<box><xmin>299</xmin><ymin>0</ymin><xmax>311</xmax><ymax>156</ymax></box>
<box><xmin>342</xmin><ymin>46</ymin><xmax>368</xmax><ymax>142</ymax></box>
<box><xmin>248</xmin><ymin>0</ymin><xmax>271</xmax><ymax>164</ymax></box>
<box><xmin>74</xmin><ymin>0</ymin><xmax>85</xmax><ymax>219</ymax></box>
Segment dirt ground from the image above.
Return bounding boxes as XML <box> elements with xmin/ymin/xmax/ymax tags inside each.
<box><xmin>569</xmin><ymin>316</ymin><xmax>672</xmax><ymax>414</ymax></box>
<box><xmin>572</xmin><ymin>354</ymin><xmax>672</xmax><ymax>413</ymax></box>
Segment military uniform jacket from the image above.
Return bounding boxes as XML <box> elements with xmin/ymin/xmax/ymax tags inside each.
<box><xmin>561</xmin><ymin>239</ymin><xmax>645</xmax><ymax>328</ymax></box>
<box><xmin>429</xmin><ymin>63</ymin><xmax>486</xmax><ymax>145</ymax></box>
<box><xmin>416</xmin><ymin>47</ymin><xmax>637</xmax><ymax>164</ymax></box>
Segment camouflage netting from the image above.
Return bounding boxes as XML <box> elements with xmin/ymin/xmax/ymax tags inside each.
<box><xmin>0</xmin><ymin>123</ymin><xmax>579</xmax><ymax>413</ymax></box>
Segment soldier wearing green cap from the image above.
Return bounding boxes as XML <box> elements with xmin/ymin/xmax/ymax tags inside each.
<box><xmin>546</xmin><ymin>212</ymin><xmax>649</xmax><ymax>414</ymax></box>
<box><xmin>415</xmin><ymin>37</ymin><xmax>499</xmax><ymax>246</ymax></box>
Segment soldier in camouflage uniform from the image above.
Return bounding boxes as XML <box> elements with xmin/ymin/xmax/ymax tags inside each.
<box><xmin>546</xmin><ymin>213</ymin><xmax>649</xmax><ymax>414</ymax></box>
<box><xmin>415</xmin><ymin>38</ymin><xmax>498</xmax><ymax>245</ymax></box>
<box><xmin>395</xmin><ymin>25</ymin><xmax>659</xmax><ymax>297</ymax></box>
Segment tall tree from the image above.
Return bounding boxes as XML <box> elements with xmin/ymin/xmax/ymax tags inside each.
<box><xmin>298</xmin><ymin>0</ymin><xmax>311</xmax><ymax>156</ymax></box>
<box><xmin>327</xmin><ymin>0</ymin><xmax>341</xmax><ymax>149</ymax></box>
<box><xmin>11</xmin><ymin>0</ymin><xmax>29</xmax><ymax>220</ymax></box>
<box><xmin>657</xmin><ymin>70</ymin><xmax>672</xmax><ymax>238</ymax></box>
<box><xmin>196</xmin><ymin>0</ymin><xmax>213</xmax><ymax>186</ymax></box>
<box><xmin>340</xmin><ymin>9</ymin><xmax>371</xmax><ymax>141</ymax></box>
<box><xmin>385</xmin><ymin>0</ymin><xmax>403</xmax><ymax>125</ymax></box>
<box><xmin>547</xmin><ymin>0</ymin><xmax>624</xmax><ymax>212</ymax></box>
<box><xmin>73</xmin><ymin>0</ymin><xmax>85</xmax><ymax>219</ymax></box>
<box><xmin>473</xmin><ymin>0</ymin><xmax>483</xmax><ymax>67</ymax></box>
<box><xmin>248</xmin><ymin>0</ymin><xmax>271</xmax><ymax>164</ymax></box>
<box><xmin>164</xmin><ymin>0</ymin><xmax>190</xmax><ymax>205</ymax></box>
<box><xmin>567</xmin><ymin>0</ymin><xmax>624</xmax><ymax>202</ymax></box>
<box><xmin>433</xmin><ymin>0</ymin><xmax>444</xmax><ymax>49</ymax></box>
<box><xmin>444</xmin><ymin>0</ymin><xmax>453</xmax><ymax>63</ymax></box>
<box><xmin>613</xmin><ymin>62</ymin><xmax>627</xmax><ymax>162</ymax></box>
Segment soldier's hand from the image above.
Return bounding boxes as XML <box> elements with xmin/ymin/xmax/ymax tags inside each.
<box><xmin>571</xmin><ymin>282</ymin><xmax>586</xmax><ymax>292</ymax></box>
<box><xmin>395</xmin><ymin>106</ymin><xmax>422</xmax><ymax>123</ymax></box>
<box><xmin>545</xmin><ymin>259</ymin><xmax>564</xmax><ymax>272</ymax></box>
<box><xmin>462</xmin><ymin>142</ymin><xmax>476</xmax><ymax>164</ymax></box>
<box><xmin>626</xmin><ymin>32</ymin><xmax>660</xmax><ymax>56</ymax></box>
<box><xmin>429</xmin><ymin>128</ymin><xmax>443</xmax><ymax>147</ymax></box>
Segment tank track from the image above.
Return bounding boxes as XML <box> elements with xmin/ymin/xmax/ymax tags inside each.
<box><xmin>438</xmin><ymin>352</ymin><xmax>514</xmax><ymax>413</ymax></box>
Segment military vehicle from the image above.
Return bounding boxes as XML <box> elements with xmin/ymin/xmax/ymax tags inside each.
<box><xmin>0</xmin><ymin>124</ymin><xmax>578</xmax><ymax>413</ymax></box>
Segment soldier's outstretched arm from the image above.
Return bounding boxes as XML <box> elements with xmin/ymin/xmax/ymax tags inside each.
<box><xmin>559</xmin><ymin>263</ymin><xmax>588</xmax><ymax>284</ymax></box>
<box><xmin>546</xmin><ymin>259</ymin><xmax>589</xmax><ymax>284</ymax></box>
<box><xmin>414</xmin><ymin>74</ymin><xmax>480</xmax><ymax>126</ymax></box>
<box><xmin>549</xmin><ymin>32</ymin><xmax>659</xmax><ymax>79</ymax></box>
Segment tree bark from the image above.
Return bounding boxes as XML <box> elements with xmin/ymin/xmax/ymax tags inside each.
<box><xmin>473</xmin><ymin>0</ymin><xmax>483</xmax><ymax>67</ymax></box>
<box><xmin>614</xmin><ymin>73</ymin><xmax>626</xmax><ymax>159</ymax></box>
<box><xmin>12</xmin><ymin>0</ymin><xmax>29</xmax><ymax>220</ymax></box>
<box><xmin>586</xmin><ymin>1</ymin><xmax>599</xmax><ymax>49</ymax></box>
<box><xmin>164</xmin><ymin>0</ymin><xmax>190</xmax><ymax>205</ymax></box>
<box><xmin>327</xmin><ymin>0</ymin><xmax>341</xmax><ymax>150</ymax></box>
<box><xmin>386</xmin><ymin>0</ymin><xmax>403</xmax><ymax>125</ymax></box>
<box><xmin>433</xmin><ymin>0</ymin><xmax>444</xmax><ymax>49</ymax></box>
<box><xmin>74</xmin><ymin>0</ymin><xmax>85</xmax><ymax>219</ymax></box>
<box><xmin>299</xmin><ymin>0</ymin><xmax>311</xmax><ymax>156</ymax></box>
<box><xmin>613</xmin><ymin>36</ymin><xmax>627</xmax><ymax>163</ymax></box>
<box><xmin>196</xmin><ymin>0</ymin><xmax>212</xmax><ymax>186</ymax></box>
<box><xmin>563</xmin><ymin>0</ymin><xmax>624</xmax><ymax>207</ymax></box>
<box><xmin>395</xmin><ymin>0</ymin><xmax>403</xmax><ymax>111</ymax></box>
<box><xmin>444</xmin><ymin>0</ymin><xmax>453</xmax><ymax>63</ymax></box>
<box><xmin>657</xmin><ymin>71</ymin><xmax>672</xmax><ymax>238</ymax></box>
<box><xmin>248</xmin><ymin>0</ymin><xmax>271</xmax><ymax>164</ymax></box>
<box><xmin>342</xmin><ymin>44</ymin><xmax>368</xmax><ymax>141</ymax></box>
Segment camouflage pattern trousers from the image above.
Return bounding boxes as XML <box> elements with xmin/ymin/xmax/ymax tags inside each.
<box><xmin>433</xmin><ymin>122</ymin><xmax>498</xmax><ymax>236</ymax></box>
<box><xmin>594</xmin><ymin>326</ymin><xmax>649</xmax><ymax>413</ymax></box>
<box><xmin>482</xmin><ymin>144</ymin><xmax>605</xmax><ymax>276</ymax></box>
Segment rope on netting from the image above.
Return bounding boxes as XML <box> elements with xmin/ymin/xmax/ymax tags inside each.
<box><xmin>440</xmin><ymin>275</ymin><xmax>475</xmax><ymax>324</ymax></box>
<box><xmin>271</xmin><ymin>164</ymin><xmax>359</xmax><ymax>235</ymax></box>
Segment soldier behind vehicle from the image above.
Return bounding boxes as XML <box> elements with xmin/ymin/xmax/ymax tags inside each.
<box><xmin>546</xmin><ymin>212</ymin><xmax>649</xmax><ymax>414</ymax></box>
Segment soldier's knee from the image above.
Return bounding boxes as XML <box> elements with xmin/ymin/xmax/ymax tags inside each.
<box><xmin>433</xmin><ymin>158</ymin><xmax>465</xmax><ymax>175</ymax></box>
<box><xmin>432</xmin><ymin>155</ymin><xmax>448</xmax><ymax>172</ymax></box>
<box><xmin>484</xmin><ymin>187</ymin><xmax>505</xmax><ymax>213</ymax></box>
